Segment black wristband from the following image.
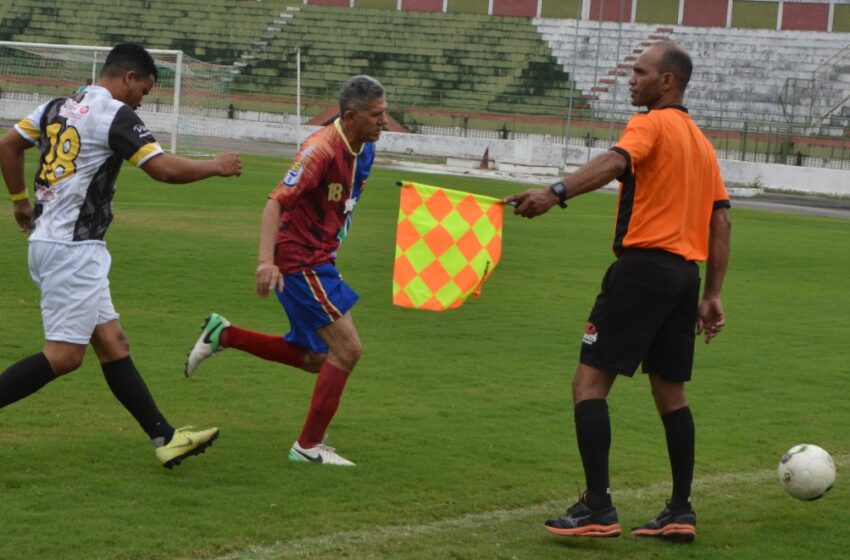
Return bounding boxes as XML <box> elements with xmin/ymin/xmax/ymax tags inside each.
<box><xmin>549</xmin><ymin>181</ymin><xmax>568</xmax><ymax>209</ymax></box>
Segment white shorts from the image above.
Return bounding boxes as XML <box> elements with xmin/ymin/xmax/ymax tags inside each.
<box><xmin>28</xmin><ymin>240</ymin><xmax>120</xmax><ymax>345</ymax></box>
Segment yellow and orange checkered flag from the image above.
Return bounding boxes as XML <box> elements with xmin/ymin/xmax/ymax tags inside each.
<box><xmin>393</xmin><ymin>181</ymin><xmax>504</xmax><ymax>311</ymax></box>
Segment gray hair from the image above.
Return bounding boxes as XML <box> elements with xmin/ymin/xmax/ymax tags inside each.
<box><xmin>339</xmin><ymin>75</ymin><xmax>385</xmax><ymax>114</ymax></box>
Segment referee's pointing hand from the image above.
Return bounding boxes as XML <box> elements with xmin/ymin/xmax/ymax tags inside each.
<box><xmin>503</xmin><ymin>188</ymin><xmax>558</xmax><ymax>218</ymax></box>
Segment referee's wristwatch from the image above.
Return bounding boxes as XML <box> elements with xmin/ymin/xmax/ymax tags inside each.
<box><xmin>549</xmin><ymin>180</ymin><xmax>568</xmax><ymax>209</ymax></box>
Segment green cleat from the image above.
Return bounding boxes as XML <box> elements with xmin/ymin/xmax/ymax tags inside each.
<box><xmin>185</xmin><ymin>313</ymin><xmax>230</xmax><ymax>377</ymax></box>
<box><xmin>156</xmin><ymin>426</ymin><xmax>219</xmax><ymax>469</ymax></box>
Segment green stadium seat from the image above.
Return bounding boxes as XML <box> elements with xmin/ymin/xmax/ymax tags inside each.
<box><xmin>1</xmin><ymin>0</ymin><xmax>579</xmax><ymax>120</ymax></box>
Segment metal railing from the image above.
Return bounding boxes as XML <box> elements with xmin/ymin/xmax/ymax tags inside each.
<box><xmin>779</xmin><ymin>43</ymin><xmax>850</xmax><ymax>129</ymax></box>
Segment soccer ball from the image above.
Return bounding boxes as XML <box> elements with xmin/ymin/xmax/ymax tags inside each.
<box><xmin>777</xmin><ymin>444</ymin><xmax>836</xmax><ymax>501</ymax></box>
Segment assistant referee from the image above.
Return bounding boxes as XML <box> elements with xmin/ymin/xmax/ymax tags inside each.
<box><xmin>505</xmin><ymin>41</ymin><xmax>731</xmax><ymax>543</ymax></box>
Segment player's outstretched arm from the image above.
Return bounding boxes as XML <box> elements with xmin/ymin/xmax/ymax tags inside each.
<box><xmin>141</xmin><ymin>152</ymin><xmax>242</xmax><ymax>184</ymax></box>
<box><xmin>0</xmin><ymin>130</ymin><xmax>35</xmax><ymax>233</ymax></box>
<box><xmin>697</xmin><ymin>206</ymin><xmax>731</xmax><ymax>344</ymax></box>
<box><xmin>503</xmin><ymin>150</ymin><xmax>627</xmax><ymax>218</ymax></box>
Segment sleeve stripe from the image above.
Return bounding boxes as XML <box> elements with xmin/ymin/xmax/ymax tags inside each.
<box><xmin>129</xmin><ymin>143</ymin><xmax>163</xmax><ymax>167</ymax></box>
<box><xmin>14</xmin><ymin>119</ymin><xmax>40</xmax><ymax>144</ymax></box>
<box><xmin>610</xmin><ymin>146</ymin><xmax>632</xmax><ymax>181</ymax></box>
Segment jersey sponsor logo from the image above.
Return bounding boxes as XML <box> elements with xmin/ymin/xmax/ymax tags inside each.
<box><xmin>283</xmin><ymin>161</ymin><xmax>303</xmax><ymax>187</ymax></box>
<box><xmin>35</xmin><ymin>185</ymin><xmax>57</xmax><ymax>203</ymax></box>
<box><xmin>282</xmin><ymin>145</ymin><xmax>316</xmax><ymax>188</ymax></box>
<box><xmin>59</xmin><ymin>100</ymin><xmax>91</xmax><ymax>120</ymax></box>
<box><xmin>583</xmin><ymin>322</ymin><xmax>598</xmax><ymax>345</ymax></box>
<box><xmin>133</xmin><ymin>124</ymin><xmax>153</xmax><ymax>139</ymax></box>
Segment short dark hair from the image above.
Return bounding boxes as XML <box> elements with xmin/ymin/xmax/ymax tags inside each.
<box><xmin>657</xmin><ymin>42</ymin><xmax>692</xmax><ymax>90</ymax></box>
<box><xmin>339</xmin><ymin>75</ymin><xmax>385</xmax><ymax>114</ymax></box>
<box><xmin>100</xmin><ymin>43</ymin><xmax>159</xmax><ymax>81</ymax></box>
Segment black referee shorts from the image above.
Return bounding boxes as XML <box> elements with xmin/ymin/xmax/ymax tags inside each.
<box><xmin>579</xmin><ymin>249</ymin><xmax>701</xmax><ymax>382</ymax></box>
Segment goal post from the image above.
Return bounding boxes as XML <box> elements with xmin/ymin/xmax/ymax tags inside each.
<box><xmin>0</xmin><ymin>41</ymin><xmax>232</xmax><ymax>154</ymax></box>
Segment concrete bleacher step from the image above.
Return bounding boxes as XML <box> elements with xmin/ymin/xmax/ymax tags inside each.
<box><xmin>535</xmin><ymin>16</ymin><xmax>850</xmax><ymax>127</ymax></box>
<box><xmin>2</xmin><ymin>0</ymin><xmax>301</xmax><ymax>65</ymax></box>
<box><xmin>223</xmin><ymin>4</ymin><xmax>579</xmax><ymax>115</ymax></box>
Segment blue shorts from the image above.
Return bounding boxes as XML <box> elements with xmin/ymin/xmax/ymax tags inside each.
<box><xmin>276</xmin><ymin>263</ymin><xmax>359</xmax><ymax>353</ymax></box>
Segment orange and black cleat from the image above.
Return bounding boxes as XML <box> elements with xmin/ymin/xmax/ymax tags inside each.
<box><xmin>631</xmin><ymin>504</ymin><xmax>697</xmax><ymax>543</ymax></box>
<box><xmin>544</xmin><ymin>494</ymin><xmax>621</xmax><ymax>538</ymax></box>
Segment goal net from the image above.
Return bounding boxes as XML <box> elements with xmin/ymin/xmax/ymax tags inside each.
<box><xmin>0</xmin><ymin>41</ymin><xmax>232</xmax><ymax>154</ymax></box>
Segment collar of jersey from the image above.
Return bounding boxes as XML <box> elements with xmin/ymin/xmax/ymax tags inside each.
<box><xmin>645</xmin><ymin>104</ymin><xmax>689</xmax><ymax>114</ymax></box>
<box><xmin>80</xmin><ymin>85</ymin><xmax>114</xmax><ymax>101</ymax></box>
<box><xmin>333</xmin><ymin>118</ymin><xmax>364</xmax><ymax>156</ymax></box>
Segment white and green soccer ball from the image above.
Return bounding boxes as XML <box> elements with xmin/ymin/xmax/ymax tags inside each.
<box><xmin>777</xmin><ymin>444</ymin><xmax>836</xmax><ymax>501</ymax></box>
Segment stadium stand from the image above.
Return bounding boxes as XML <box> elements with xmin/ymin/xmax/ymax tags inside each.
<box><xmin>1</xmin><ymin>1</ymin><xmax>848</xmax><ymax>134</ymax></box>
<box><xmin>0</xmin><ymin>0</ymin><xmax>297</xmax><ymax>63</ymax></box>
<box><xmin>0</xmin><ymin>2</ymin><xmax>583</xmax><ymax>121</ymax></box>
<box><xmin>231</xmin><ymin>5</ymin><xmax>582</xmax><ymax>118</ymax></box>
<box><xmin>535</xmin><ymin>17</ymin><xmax>850</xmax><ymax>130</ymax></box>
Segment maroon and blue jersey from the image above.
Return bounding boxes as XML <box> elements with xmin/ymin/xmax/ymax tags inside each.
<box><xmin>269</xmin><ymin>119</ymin><xmax>375</xmax><ymax>273</ymax></box>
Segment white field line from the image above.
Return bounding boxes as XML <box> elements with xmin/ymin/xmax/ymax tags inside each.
<box><xmin>209</xmin><ymin>454</ymin><xmax>848</xmax><ymax>560</ymax></box>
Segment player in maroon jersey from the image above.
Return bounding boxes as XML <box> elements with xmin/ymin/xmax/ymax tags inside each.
<box><xmin>185</xmin><ymin>75</ymin><xmax>387</xmax><ymax>466</ymax></box>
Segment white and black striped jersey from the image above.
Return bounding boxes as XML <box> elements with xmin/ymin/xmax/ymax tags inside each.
<box><xmin>15</xmin><ymin>85</ymin><xmax>163</xmax><ymax>243</ymax></box>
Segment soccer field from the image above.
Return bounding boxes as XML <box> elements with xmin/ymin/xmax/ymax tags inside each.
<box><xmin>0</xmin><ymin>152</ymin><xmax>848</xmax><ymax>560</ymax></box>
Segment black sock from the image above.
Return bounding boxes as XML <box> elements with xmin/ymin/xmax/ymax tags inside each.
<box><xmin>0</xmin><ymin>353</ymin><xmax>56</xmax><ymax>408</ymax></box>
<box><xmin>662</xmin><ymin>406</ymin><xmax>695</xmax><ymax>511</ymax></box>
<box><xmin>574</xmin><ymin>398</ymin><xmax>612</xmax><ymax>509</ymax></box>
<box><xmin>102</xmin><ymin>356</ymin><xmax>174</xmax><ymax>445</ymax></box>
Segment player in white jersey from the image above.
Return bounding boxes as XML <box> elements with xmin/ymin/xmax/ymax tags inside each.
<box><xmin>0</xmin><ymin>43</ymin><xmax>242</xmax><ymax>468</ymax></box>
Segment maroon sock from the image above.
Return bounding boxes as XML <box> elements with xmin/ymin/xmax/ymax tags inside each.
<box><xmin>298</xmin><ymin>362</ymin><xmax>350</xmax><ymax>448</ymax></box>
<box><xmin>220</xmin><ymin>325</ymin><xmax>306</xmax><ymax>367</ymax></box>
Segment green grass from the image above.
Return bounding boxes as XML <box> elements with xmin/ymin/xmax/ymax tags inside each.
<box><xmin>1</xmin><ymin>151</ymin><xmax>848</xmax><ymax>559</ymax></box>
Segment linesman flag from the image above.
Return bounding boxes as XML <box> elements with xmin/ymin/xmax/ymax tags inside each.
<box><xmin>393</xmin><ymin>181</ymin><xmax>504</xmax><ymax>311</ymax></box>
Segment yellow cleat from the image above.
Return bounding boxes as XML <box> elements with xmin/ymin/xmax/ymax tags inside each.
<box><xmin>155</xmin><ymin>426</ymin><xmax>219</xmax><ymax>469</ymax></box>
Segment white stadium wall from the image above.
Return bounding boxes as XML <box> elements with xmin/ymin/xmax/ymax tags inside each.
<box><xmin>2</xmin><ymin>100</ymin><xmax>847</xmax><ymax>196</ymax></box>
<box><xmin>376</xmin><ymin>131</ymin><xmax>850</xmax><ymax>196</ymax></box>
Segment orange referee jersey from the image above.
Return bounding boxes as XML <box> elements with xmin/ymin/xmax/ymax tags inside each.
<box><xmin>610</xmin><ymin>106</ymin><xmax>729</xmax><ymax>262</ymax></box>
